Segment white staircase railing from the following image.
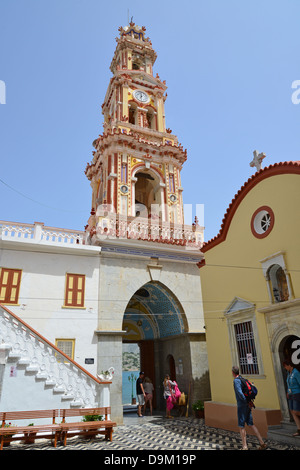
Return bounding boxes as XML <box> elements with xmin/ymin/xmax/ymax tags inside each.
<box><xmin>0</xmin><ymin>304</ymin><xmax>107</xmax><ymax>408</ymax></box>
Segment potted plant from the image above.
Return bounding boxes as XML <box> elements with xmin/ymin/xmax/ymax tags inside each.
<box><xmin>192</xmin><ymin>400</ymin><xmax>205</xmax><ymax>419</ymax></box>
<box><xmin>82</xmin><ymin>414</ymin><xmax>103</xmax><ymax>422</ymax></box>
<box><xmin>24</xmin><ymin>423</ymin><xmax>36</xmax><ymax>444</ymax></box>
<box><xmin>3</xmin><ymin>423</ymin><xmax>14</xmax><ymax>447</ymax></box>
<box><xmin>82</xmin><ymin>414</ymin><xmax>103</xmax><ymax>439</ymax></box>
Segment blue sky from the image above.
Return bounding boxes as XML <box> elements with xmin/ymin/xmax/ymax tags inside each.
<box><xmin>0</xmin><ymin>0</ymin><xmax>300</xmax><ymax>242</ymax></box>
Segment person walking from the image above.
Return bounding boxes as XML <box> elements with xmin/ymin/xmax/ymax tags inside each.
<box><xmin>136</xmin><ymin>371</ymin><xmax>145</xmax><ymax>417</ymax></box>
<box><xmin>163</xmin><ymin>374</ymin><xmax>176</xmax><ymax>419</ymax></box>
<box><xmin>232</xmin><ymin>366</ymin><xmax>266</xmax><ymax>450</ymax></box>
<box><xmin>283</xmin><ymin>360</ymin><xmax>300</xmax><ymax>436</ymax></box>
<box><xmin>143</xmin><ymin>377</ymin><xmax>154</xmax><ymax>415</ymax></box>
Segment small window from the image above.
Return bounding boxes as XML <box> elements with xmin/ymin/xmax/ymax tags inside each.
<box><xmin>64</xmin><ymin>273</ymin><xmax>85</xmax><ymax>308</ymax></box>
<box><xmin>55</xmin><ymin>339</ymin><xmax>75</xmax><ymax>362</ymax></box>
<box><xmin>234</xmin><ymin>321</ymin><xmax>259</xmax><ymax>375</ymax></box>
<box><xmin>251</xmin><ymin>206</ymin><xmax>274</xmax><ymax>238</ymax></box>
<box><xmin>260</xmin><ymin>252</ymin><xmax>293</xmax><ymax>304</ymax></box>
<box><xmin>268</xmin><ymin>264</ymin><xmax>289</xmax><ymax>303</ymax></box>
<box><xmin>0</xmin><ymin>268</ymin><xmax>22</xmax><ymax>304</ymax></box>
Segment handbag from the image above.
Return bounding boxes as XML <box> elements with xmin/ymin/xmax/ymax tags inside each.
<box><xmin>178</xmin><ymin>392</ymin><xmax>186</xmax><ymax>406</ymax></box>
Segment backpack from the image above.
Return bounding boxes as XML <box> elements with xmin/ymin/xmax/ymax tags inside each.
<box><xmin>239</xmin><ymin>376</ymin><xmax>258</xmax><ymax>404</ymax></box>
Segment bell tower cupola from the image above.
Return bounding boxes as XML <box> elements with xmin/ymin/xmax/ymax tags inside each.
<box><xmin>85</xmin><ymin>22</ymin><xmax>203</xmax><ymax>248</ymax></box>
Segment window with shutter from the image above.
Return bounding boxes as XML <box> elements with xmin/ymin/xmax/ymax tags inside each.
<box><xmin>234</xmin><ymin>321</ymin><xmax>259</xmax><ymax>375</ymax></box>
<box><xmin>0</xmin><ymin>268</ymin><xmax>22</xmax><ymax>304</ymax></box>
<box><xmin>64</xmin><ymin>273</ymin><xmax>85</xmax><ymax>308</ymax></box>
<box><xmin>55</xmin><ymin>339</ymin><xmax>75</xmax><ymax>362</ymax></box>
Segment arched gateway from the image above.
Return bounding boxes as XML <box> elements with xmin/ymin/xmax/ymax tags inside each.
<box><xmin>123</xmin><ymin>282</ymin><xmax>190</xmax><ymax>410</ymax></box>
<box><xmin>94</xmin><ymin>247</ymin><xmax>209</xmax><ymax>424</ymax></box>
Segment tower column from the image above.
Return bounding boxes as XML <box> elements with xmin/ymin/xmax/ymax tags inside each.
<box><xmin>131</xmin><ymin>176</ymin><xmax>137</xmax><ymax>217</ymax></box>
<box><xmin>122</xmin><ymin>84</ymin><xmax>129</xmax><ymax>120</ymax></box>
<box><xmin>155</xmin><ymin>92</ymin><xmax>165</xmax><ymax>132</ymax></box>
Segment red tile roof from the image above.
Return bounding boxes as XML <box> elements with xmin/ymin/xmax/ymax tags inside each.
<box><xmin>201</xmin><ymin>161</ymin><xmax>300</xmax><ymax>252</ymax></box>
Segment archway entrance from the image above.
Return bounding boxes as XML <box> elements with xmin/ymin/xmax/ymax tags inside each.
<box><xmin>122</xmin><ymin>281</ymin><xmax>189</xmax><ymax>412</ymax></box>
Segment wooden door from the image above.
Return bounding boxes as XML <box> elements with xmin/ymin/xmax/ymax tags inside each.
<box><xmin>139</xmin><ymin>340</ymin><xmax>156</xmax><ymax>408</ymax></box>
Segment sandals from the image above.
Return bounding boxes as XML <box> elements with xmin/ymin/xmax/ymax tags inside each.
<box><xmin>258</xmin><ymin>443</ymin><xmax>267</xmax><ymax>450</ymax></box>
<box><xmin>292</xmin><ymin>429</ymin><xmax>300</xmax><ymax>437</ymax></box>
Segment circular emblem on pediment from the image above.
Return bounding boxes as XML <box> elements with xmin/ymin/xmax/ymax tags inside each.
<box><xmin>251</xmin><ymin>206</ymin><xmax>274</xmax><ymax>238</ymax></box>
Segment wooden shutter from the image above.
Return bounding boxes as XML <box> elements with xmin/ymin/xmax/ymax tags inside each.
<box><xmin>64</xmin><ymin>274</ymin><xmax>85</xmax><ymax>307</ymax></box>
<box><xmin>0</xmin><ymin>268</ymin><xmax>22</xmax><ymax>304</ymax></box>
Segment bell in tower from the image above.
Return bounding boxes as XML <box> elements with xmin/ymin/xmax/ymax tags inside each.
<box><xmin>85</xmin><ymin>22</ymin><xmax>203</xmax><ymax>247</ymax></box>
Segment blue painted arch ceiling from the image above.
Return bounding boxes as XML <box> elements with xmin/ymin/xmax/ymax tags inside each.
<box><xmin>123</xmin><ymin>281</ymin><xmax>186</xmax><ymax>340</ymax></box>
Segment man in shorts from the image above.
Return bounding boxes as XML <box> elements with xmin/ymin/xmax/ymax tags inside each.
<box><xmin>136</xmin><ymin>371</ymin><xmax>146</xmax><ymax>417</ymax></box>
<box><xmin>232</xmin><ymin>366</ymin><xmax>266</xmax><ymax>450</ymax></box>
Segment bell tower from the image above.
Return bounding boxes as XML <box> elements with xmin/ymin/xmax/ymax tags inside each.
<box><xmin>85</xmin><ymin>22</ymin><xmax>203</xmax><ymax>247</ymax></box>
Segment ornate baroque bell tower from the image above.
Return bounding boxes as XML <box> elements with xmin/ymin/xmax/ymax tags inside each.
<box><xmin>85</xmin><ymin>22</ymin><xmax>203</xmax><ymax>247</ymax></box>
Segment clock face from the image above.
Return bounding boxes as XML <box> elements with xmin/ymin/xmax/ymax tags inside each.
<box><xmin>134</xmin><ymin>90</ymin><xmax>149</xmax><ymax>103</ymax></box>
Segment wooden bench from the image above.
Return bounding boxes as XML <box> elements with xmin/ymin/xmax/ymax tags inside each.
<box><xmin>59</xmin><ymin>407</ymin><xmax>116</xmax><ymax>446</ymax></box>
<box><xmin>60</xmin><ymin>406</ymin><xmax>117</xmax><ymax>445</ymax></box>
<box><xmin>0</xmin><ymin>407</ymin><xmax>116</xmax><ymax>449</ymax></box>
<box><xmin>0</xmin><ymin>409</ymin><xmax>61</xmax><ymax>450</ymax></box>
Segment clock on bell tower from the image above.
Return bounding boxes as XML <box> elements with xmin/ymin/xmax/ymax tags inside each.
<box><xmin>85</xmin><ymin>22</ymin><xmax>203</xmax><ymax>247</ymax></box>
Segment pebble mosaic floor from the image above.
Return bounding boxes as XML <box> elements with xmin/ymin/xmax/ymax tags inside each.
<box><xmin>3</xmin><ymin>416</ymin><xmax>300</xmax><ymax>451</ymax></box>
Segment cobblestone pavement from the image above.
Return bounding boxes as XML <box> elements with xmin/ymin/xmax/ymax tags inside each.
<box><xmin>2</xmin><ymin>413</ymin><xmax>300</xmax><ymax>451</ymax></box>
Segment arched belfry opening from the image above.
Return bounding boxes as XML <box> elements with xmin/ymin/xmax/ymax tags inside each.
<box><xmin>122</xmin><ymin>281</ymin><xmax>190</xmax><ymax>411</ymax></box>
<box><xmin>133</xmin><ymin>167</ymin><xmax>165</xmax><ymax>220</ymax></box>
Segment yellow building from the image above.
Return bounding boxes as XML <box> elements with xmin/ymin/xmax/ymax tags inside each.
<box><xmin>200</xmin><ymin>160</ymin><xmax>300</xmax><ymax>437</ymax></box>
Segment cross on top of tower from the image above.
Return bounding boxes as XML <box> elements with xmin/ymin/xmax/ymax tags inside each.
<box><xmin>118</xmin><ymin>22</ymin><xmax>150</xmax><ymax>43</ymax></box>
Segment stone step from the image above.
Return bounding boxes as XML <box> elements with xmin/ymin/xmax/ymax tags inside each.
<box><xmin>36</xmin><ymin>372</ymin><xmax>48</xmax><ymax>379</ymax></box>
<box><xmin>18</xmin><ymin>357</ymin><xmax>31</xmax><ymax>365</ymax></box>
<box><xmin>268</xmin><ymin>421</ymin><xmax>300</xmax><ymax>448</ymax></box>
<box><xmin>61</xmin><ymin>394</ymin><xmax>75</xmax><ymax>401</ymax></box>
<box><xmin>53</xmin><ymin>385</ymin><xmax>66</xmax><ymax>393</ymax></box>
<box><xmin>26</xmin><ymin>364</ymin><xmax>40</xmax><ymax>372</ymax></box>
<box><xmin>45</xmin><ymin>379</ymin><xmax>56</xmax><ymax>386</ymax></box>
<box><xmin>8</xmin><ymin>352</ymin><xmax>22</xmax><ymax>360</ymax></box>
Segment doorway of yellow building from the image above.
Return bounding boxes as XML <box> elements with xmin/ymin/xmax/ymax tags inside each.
<box><xmin>278</xmin><ymin>334</ymin><xmax>300</xmax><ymax>421</ymax></box>
<box><xmin>280</xmin><ymin>335</ymin><xmax>300</xmax><ymax>373</ymax></box>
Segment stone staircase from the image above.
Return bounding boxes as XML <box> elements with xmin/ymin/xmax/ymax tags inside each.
<box><xmin>0</xmin><ymin>304</ymin><xmax>106</xmax><ymax>410</ymax></box>
<box><xmin>267</xmin><ymin>420</ymin><xmax>300</xmax><ymax>448</ymax></box>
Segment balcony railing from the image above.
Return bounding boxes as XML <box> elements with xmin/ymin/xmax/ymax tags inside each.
<box><xmin>0</xmin><ymin>221</ymin><xmax>85</xmax><ymax>246</ymax></box>
<box><xmin>88</xmin><ymin>214</ymin><xmax>204</xmax><ymax>248</ymax></box>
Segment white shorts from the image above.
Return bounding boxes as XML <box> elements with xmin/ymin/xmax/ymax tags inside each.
<box><xmin>137</xmin><ymin>394</ymin><xmax>145</xmax><ymax>405</ymax></box>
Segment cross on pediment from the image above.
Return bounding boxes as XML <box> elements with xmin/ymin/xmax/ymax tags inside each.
<box><xmin>250</xmin><ymin>150</ymin><xmax>266</xmax><ymax>171</ymax></box>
